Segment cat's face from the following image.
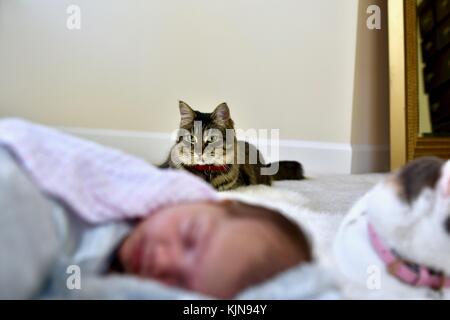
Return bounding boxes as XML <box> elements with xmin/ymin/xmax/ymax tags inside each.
<box><xmin>170</xmin><ymin>101</ymin><xmax>236</xmax><ymax>167</ymax></box>
<box><xmin>366</xmin><ymin>157</ymin><xmax>450</xmax><ymax>274</ymax></box>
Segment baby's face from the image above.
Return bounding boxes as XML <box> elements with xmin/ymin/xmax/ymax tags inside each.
<box><xmin>118</xmin><ymin>200</ymin><xmax>302</xmax><ymax>298</ymax></box>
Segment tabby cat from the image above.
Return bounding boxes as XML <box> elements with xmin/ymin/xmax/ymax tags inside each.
<box><xmin>160</xmin><ymin>101</ymin><xmax>304</xmax><ymax>191</ymax></box>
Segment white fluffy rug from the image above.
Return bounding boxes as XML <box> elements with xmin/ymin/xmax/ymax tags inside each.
<box><xmin>220</xmin><ymin>174</ymin><xmax>385</xmax><ymax>268</ymax></box>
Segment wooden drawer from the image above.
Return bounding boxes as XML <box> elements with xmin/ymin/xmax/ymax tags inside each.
<box><xmin>437</xmin><ymin>16</ymin><xmax>450</xmax><ymax>49</ymax></box>
<box><xmin>436</xmin><ymin>0</ymin><xmax>450</xmax><ymax>22</ymax></box>
<box><xmin>433</xmin><ymin>118</ymin><xmax>450</xmax><ymax>133</ymax></box>
<box><xmin>430</xmin><ymin>82</ymin><xmax>450</xmax><ymax>123</ymax></box>
<box><xmin>424</xmin><ymin>47</ymin><xmax>450</xmax><ymax>91</ymax></box>
<box><xmin>420</xmin><ymin>4</ymin><xmax>435</xmax><ymax>35</ymax></box>
<box><xmin>422</xmin><ymin>33</ymin><xmax>438</xmax><ymax>60</ymax></box>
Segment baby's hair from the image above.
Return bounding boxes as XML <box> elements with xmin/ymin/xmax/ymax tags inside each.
<box><xmin>217</xmin><ymin>199</ymin><xmax>312</xmax><ymax>293</ymax></box>
<box><xmin>222</xmin><ymin>200</ymin><xmax>312</xmax><ymax>263</ymax></box>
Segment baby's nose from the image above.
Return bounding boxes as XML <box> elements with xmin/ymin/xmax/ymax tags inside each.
<box><xmin>152</xmin><ymin>246</ymin><xmax>173</xmax><ymax>275</ymax></box>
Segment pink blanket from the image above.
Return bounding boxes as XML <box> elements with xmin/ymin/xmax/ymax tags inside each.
<box><xmin>0</xmin><ymin>118</ymin><xmax>217</xmax><ymax>224</ymax></box>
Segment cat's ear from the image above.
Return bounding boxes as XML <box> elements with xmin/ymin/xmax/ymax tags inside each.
<box><xmin>212</xmin><ymin>102</ymin><xmax>230</xmax><ymax>123</ymax></box>
<box><xmin>179</xmin><ymin>101</ymin><xmax>195</xmax><ymax>126</ymax></box>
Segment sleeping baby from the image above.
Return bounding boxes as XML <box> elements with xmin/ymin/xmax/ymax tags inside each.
<box><xmin>0</xmin><ymin>118</ymin><xmax>313</xmax><ymax>299</ymax></box>
<box><xmin>111</xmin><ymin>199</ymin><xmax>311</xmax><ymax>298</ymax></box>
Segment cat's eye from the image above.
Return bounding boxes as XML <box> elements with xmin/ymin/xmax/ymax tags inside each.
<box><xmin>206</xmin><ymin>136</ymin><xmax>217</xmax><ymax>144</ymax></box>
<box><xmin>179</xmin><ymin>218</ymin><xmax>199</xmax><ymax>249</ymax></box>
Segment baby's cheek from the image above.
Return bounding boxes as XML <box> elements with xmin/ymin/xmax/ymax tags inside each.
<box><xmin>117</xmin><ymin>238</ymin><xmax>134</xmax><ymax>272</ymax></box>
<box><xmin>189</xmin><ymin>250</ymin><xmax>243</xmax><ymax>298</ymax></box>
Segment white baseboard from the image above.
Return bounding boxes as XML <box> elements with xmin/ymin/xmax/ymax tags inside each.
<box><xmin>61</xmin><ymin>127</ymin><xmax>390</xmax><ymax>175</ymax></box>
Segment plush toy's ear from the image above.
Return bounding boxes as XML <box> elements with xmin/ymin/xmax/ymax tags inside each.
<box><xmin>212</xmin><ymin>102</ymin><xmax>230</xmax><ymax>123</ymax></box>
<box><xmin>179</xmin><ymin>101</ymin><xmax>195</xmax><ymax>127</ymax></box>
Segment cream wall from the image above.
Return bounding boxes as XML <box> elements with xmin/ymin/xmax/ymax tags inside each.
<box><xmin>0</xmin><ymin>0</ymin><xmax>391</xmax><ymax>173</ymax></box>
<box><xmin>0</xmin><ymin>0</ymin><xmax>358</xmax><ymax>144</ymax></box>
<box><xmin>351</xmin><ymin>0</ymin><xmax>389</xmax><ymax>172</ymax></box>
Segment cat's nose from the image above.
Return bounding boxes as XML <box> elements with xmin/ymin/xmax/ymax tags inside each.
<box><xmin>444</xmin><ymin>216</ymin><xmax>450</xmax><ymax>234</ymax></box>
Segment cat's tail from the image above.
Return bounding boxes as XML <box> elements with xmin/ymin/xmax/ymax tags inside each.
<box><xmin>270</xmin><ymin>161</ymin><xmax>305</xmax><ymax>181</ymax></box>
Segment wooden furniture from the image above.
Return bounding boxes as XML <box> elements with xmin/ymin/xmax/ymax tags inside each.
<box><xmin>419</xmin><ymin>0</ymin><xmax>450</xmax><ymax>133</ymax></box>
<box><xmin>389</xmin><ymin>0</ymin><xmax>450</xmax><ymax>170</ymax></box>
